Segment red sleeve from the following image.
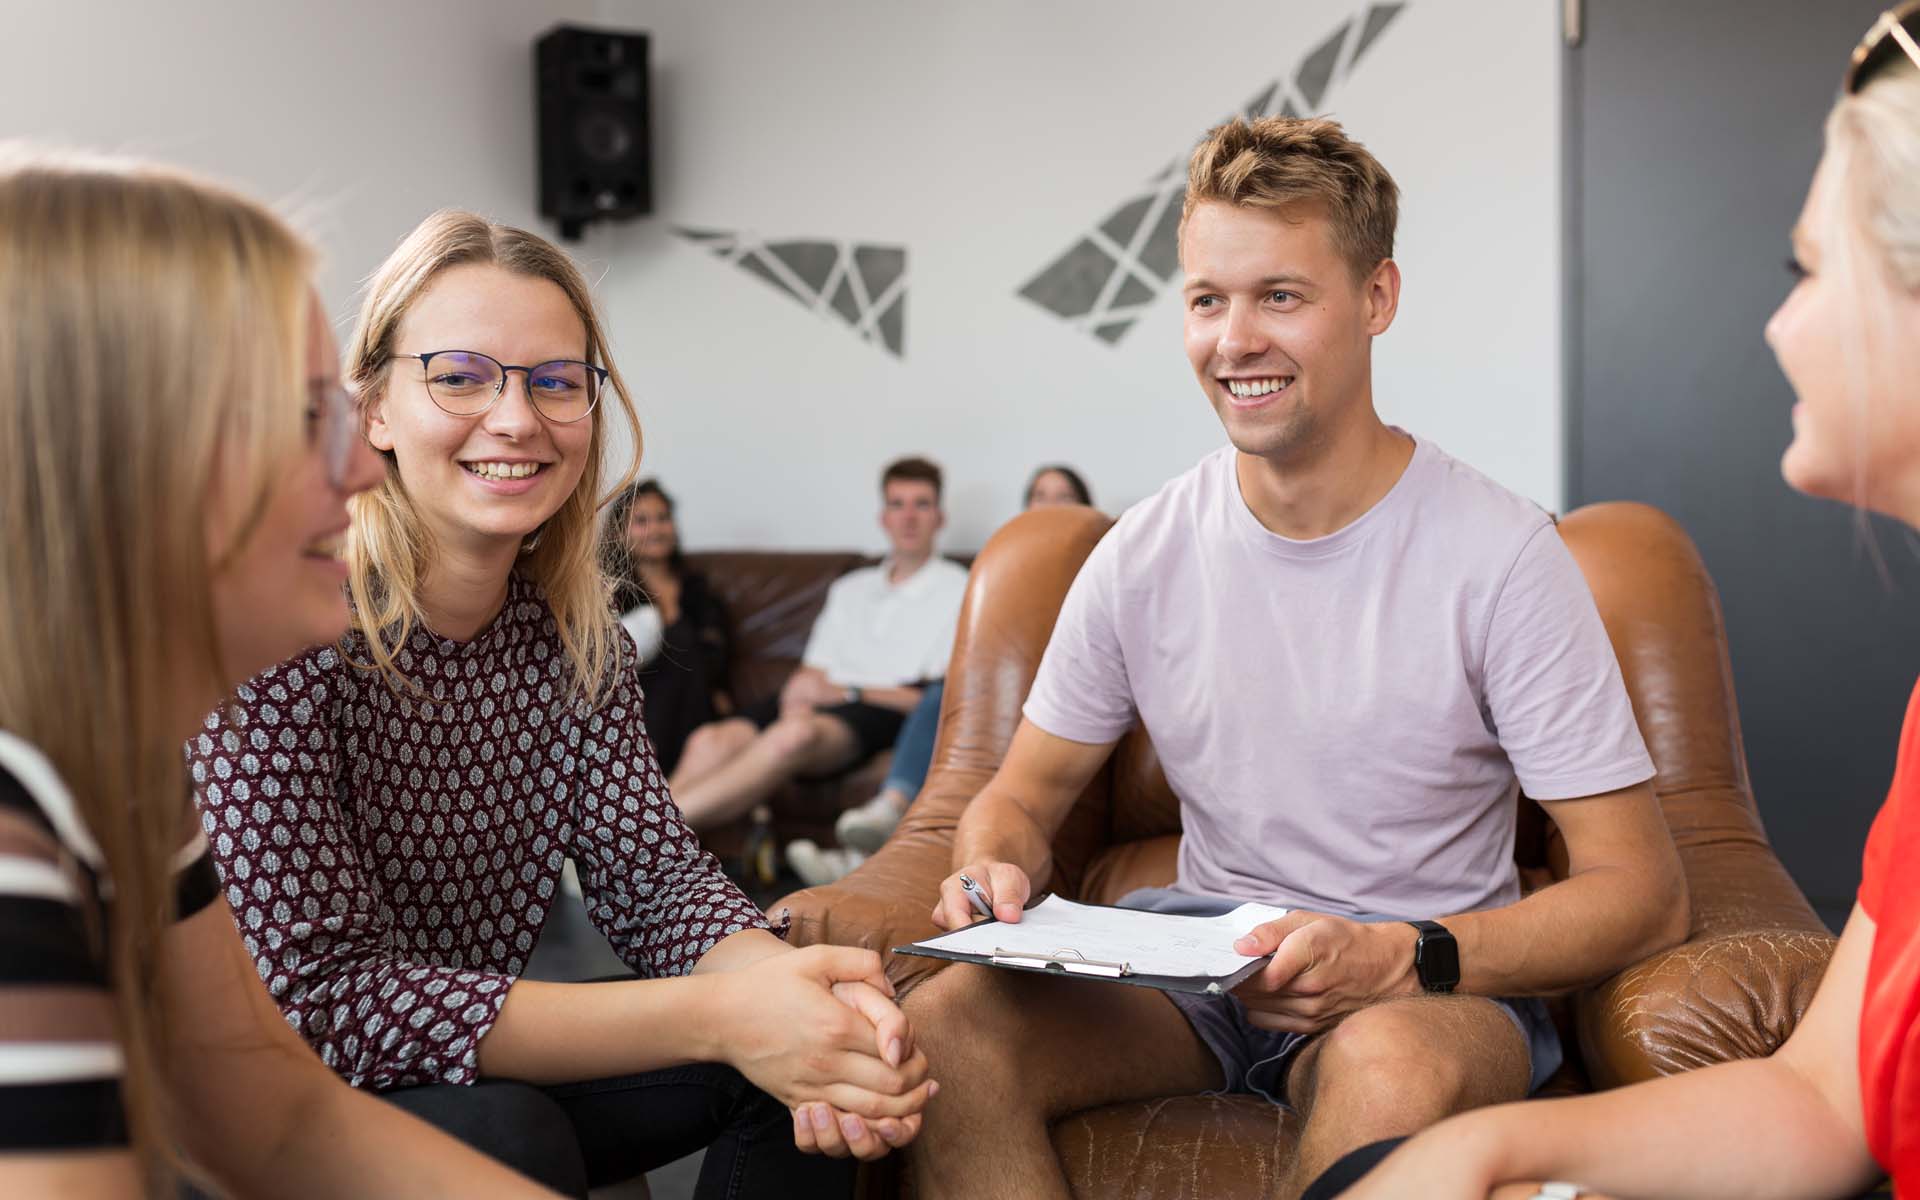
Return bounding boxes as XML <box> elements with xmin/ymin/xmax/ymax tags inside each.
<box><xmin>1861</xmin><ymin>677</ymin><xmax>1920</xmax><ymax>919</ymax></box>
<box><xmin>1862</xmin><ymin>794</ymin><xmax>1894</xmax><ymax>919</ymax></box>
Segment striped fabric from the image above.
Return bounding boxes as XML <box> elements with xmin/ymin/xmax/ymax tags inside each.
<box><xmin>0</xmin><ymin>731</ymin><xmax>217</xmax><ymax>1152</ymax></box>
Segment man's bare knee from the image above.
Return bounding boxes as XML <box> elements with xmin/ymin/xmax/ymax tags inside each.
<box><xmin>904</xmin><ymin>967</ymin><xmax>1038</xmax><ymax>1104</ymax></box>
<box><xmin>686</xmin><ymin>718</ymin><xmax>752</xmax><ymax>759</ymax></box>
<box><xmin>761</xmin><ymin>714</ymin><xmax>819</xmax><ymax>762</ymax></box>
<box><xmin>1304</xmin><ymin>998</ymin><xmax>1522</xmax><ymax>1119</ymax></box>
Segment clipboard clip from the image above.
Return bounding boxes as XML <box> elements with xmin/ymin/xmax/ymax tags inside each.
<box><xmin>990</xmin><ymin>946</ymin><xmax>1132</xmax><ymax>978</ymax></box>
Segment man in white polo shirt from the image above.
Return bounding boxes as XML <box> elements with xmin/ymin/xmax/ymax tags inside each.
<box><xmin>669</xmin><ymin>457</ymin><xmax>969</xmax><ymax>834</ymax></box>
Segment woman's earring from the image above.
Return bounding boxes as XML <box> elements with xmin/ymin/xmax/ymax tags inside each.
<box><xmin>520</xmin><ymin>525</ymin><xmax>546</xmax><ymax>555</ymax></box>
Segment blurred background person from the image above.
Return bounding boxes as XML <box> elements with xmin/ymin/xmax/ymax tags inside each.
<box><xmin>605</xmin><ymin>479</ymin><xmax>733</xmax><ymax>775</ymax></box>
<box><xmin>788</xmin><ymin>463</ymin><xmax>1099</xmax><ymax>886</ymax></box>
<box><xmin>1023</xmin><ymin>463</ymin><xmax>1094</xmax><ymax>509</ymax></box>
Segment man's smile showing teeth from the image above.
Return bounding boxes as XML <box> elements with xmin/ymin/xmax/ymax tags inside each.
<box><xmin>1223</xmin><ymin>377</ymin><xmax>1293</xmax><ymax>398</ymax></box>
<box><xmin>463</xmin><ymin>461</ymin><xmax>546</xmax><ymax>480</ymax></box>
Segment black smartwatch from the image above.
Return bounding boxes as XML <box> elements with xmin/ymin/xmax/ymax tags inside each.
<box><xmin>1406</xmin><ymin>920</ymin><xmax>1460</xmax><ymax>993</ymax></box>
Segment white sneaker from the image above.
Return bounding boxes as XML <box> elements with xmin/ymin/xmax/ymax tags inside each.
<box><xmin>785</xmin><ymin>839</ymin><xmax>867</xmax><ymax>888</ymax></box>
<box><xmin>835</xmin><ymin>793</ymin><xmax>906</xmax><ymax>854</ymax></box>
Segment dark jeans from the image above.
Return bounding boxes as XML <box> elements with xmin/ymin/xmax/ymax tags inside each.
<box><xmin>381</xmin><ymin>1063</ymin><xmax>854</xmax><ymax>1199</ymax></box>
<box><xmin>880</xmin><ymin>680</ymin><xmax>943</xmax><ymax>798</ymax></box>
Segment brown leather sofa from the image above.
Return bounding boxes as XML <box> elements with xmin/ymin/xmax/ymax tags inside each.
<box><xmin>773</xmin><ymin>502</ymin><xmax>1841</xmax><ymax>1199</ymax></box>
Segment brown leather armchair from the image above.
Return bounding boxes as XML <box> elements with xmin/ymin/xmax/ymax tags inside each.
<box><xmin>775</xmin><ymin>501</ymin><xmax>1839</xmax><ymax>1199</ymax></box>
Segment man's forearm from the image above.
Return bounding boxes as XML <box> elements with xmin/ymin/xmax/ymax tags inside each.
<box><xmin>951</xmin><ymin>788</ymin><xmax>1056</xmax><ymax>886</ymax></box>
<box><xmin>849</xmin><ymin>684</ymin><xmax>922</xmax><ymax>714</ymax></box>
<box><xmin>1441</xmin><ymin>861</ymin><xmax>1688</xmax><ymax>996</ymax></box>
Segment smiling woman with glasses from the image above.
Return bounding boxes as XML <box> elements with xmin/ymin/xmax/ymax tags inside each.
<box><xmin>182</xmin><ymin>208</ymin><xmax>934</xmax><ymax>1199</ymax></box>
<box><xmin>1318</xmin><ymin>8</ymin><xmax>1920</xmax><ymax>1200</ymax></box>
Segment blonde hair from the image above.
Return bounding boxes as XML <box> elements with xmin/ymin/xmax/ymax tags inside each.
<box><xmin>1180</xmin><ymin>115</ymin><xmax>1400</xmax><ymax>280</ymax></box>
<box><xmin>0</xmin><ymin>146</ymin><xmax>312</xmax><ymax>1190</ymax></box>
<box><xmin>344</xmin><ymin>211</ymin><xmax>641</xmax><ymax>706</ymax></box>
<box><xmin>1827</xmin><ymin>59</ymin><xmax>1920</xmax><ymax>291</ymax></box>
<box><xmin>1816</xmin><ymin>58</ymin><xmax>1920</xmax><ymax>518</ymax></box>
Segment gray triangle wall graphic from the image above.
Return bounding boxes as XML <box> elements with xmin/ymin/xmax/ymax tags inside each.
<box><xmin>676</xmin><ymin>228</ymin><xmax>907</xmax><ymax>358</ymax></box>
<box><xmin>1017</xmin><ymin>2</ymin><xmax>1407</xmax><ymax>346</ymax></box>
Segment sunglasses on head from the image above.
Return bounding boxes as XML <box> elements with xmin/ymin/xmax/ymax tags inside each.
<box><xmin>1847</xmin><ymin>1</ymin><xmax>1920</xmax><ymax>94</ymax></box>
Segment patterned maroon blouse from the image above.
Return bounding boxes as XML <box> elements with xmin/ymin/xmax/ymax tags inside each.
<box><xmin>187</xmin><ymin>574</ymin><xmax>767</xmax><ymax>1090</ymax></box>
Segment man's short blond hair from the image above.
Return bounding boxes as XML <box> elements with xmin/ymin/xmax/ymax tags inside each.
<box><xmin>1181</xmin><ymin>116</ymin><xmax>1400</xmax><ymax>280</ymax></box>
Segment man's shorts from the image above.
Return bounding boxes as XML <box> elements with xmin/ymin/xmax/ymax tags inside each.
<box><xmin>737</xmin><ymin>695</ymin><xmax>906</xmax><ymax>763</ymax></box>
<box><xmin>1118</xmin><ymin>887</ymin><xmax>1564</xmax><ymax>1104</ymax></box>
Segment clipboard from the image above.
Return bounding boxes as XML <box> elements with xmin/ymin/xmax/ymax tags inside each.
<box><xmin>894</xmin><ymin>908</ymin><xmax>1273</xmax><ymax>996</ymax></box>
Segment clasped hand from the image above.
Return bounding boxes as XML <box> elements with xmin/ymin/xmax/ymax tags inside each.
<box><xmin>779</xmin><ymin>669</ymin><xmax>845</xmax><ymax>716</ymax></box>
<box><xmin>721</xmin><ymin>945</ymin><xmax>936</xmax><ymax>1160</ymax></box>
<box><xmin>1230</xmin><ymin>911</ymin><xmax>1422</xmax><ymax>1034</ymax></box>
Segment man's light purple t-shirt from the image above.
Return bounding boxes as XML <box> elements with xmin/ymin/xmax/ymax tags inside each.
<box><xmin>1023</xmin><ymin>435</ymin><xmax>1655</xmax><ymax>920</ymax></box>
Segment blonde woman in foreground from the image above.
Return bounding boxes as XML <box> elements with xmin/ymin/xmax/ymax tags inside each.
<box><xmin>0</xmin><ymin>150</ymin><xmax>563</xmax><ymax>1196</ymax></box>
<box><xmin>1331</xmin><ymin>8</ymin><xmax>1920</xmax><ymax>1199</ymax></box>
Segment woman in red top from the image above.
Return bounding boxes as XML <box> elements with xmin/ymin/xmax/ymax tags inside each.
<box><xmin>1331</xmin><ymin>6</ymin><xmax>1920</xmax><ymax>1200</ymax></box>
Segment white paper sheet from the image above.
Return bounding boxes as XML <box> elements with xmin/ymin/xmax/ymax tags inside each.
<box><xmin>910</xmin><ymin>896</ymin><xmax>1289</xmax><ymax>979</ymax></box>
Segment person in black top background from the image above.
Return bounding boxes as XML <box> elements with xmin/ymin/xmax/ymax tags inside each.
<box><xmin>604</xmin><ymin>480</ymin><xmax>733</xmax><ymax>774</ymax></box>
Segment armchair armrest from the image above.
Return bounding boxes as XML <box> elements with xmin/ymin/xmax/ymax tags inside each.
<box><xmin>1575</xmin><ymin>840</ymin><xmax>1837</xmax><ymax>1086</ymax></box>
<box><xmin>772</xmin><ymin>826</ymin><xmax>953</xmax><ymax>992</ymax></box>
<box><xmin>1576</xmin><ymin>927</ymin><xmax>1836</xmax><ymax>1086</ymax></box>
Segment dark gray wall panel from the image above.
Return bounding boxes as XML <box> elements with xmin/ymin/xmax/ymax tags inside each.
<box><xmin>1571</xmin><ymin>0</ymin><xmax>1909</xmax><ymax>924</ymax></box>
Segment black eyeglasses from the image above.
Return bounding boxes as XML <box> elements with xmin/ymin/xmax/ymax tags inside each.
<box><xmin>1847</xmin><ymin>1</ymin><xmax>1920</xmax><ymax>94</ymax></box>
<box><xmin>388</xmin><ymin>349</ymin><xmax>606</xmax><ymax>424</ymax></box>
<box><xmin>308</xmin><ymin>381</ymin><xmax>360</xmax><ymax>490</ymax></box>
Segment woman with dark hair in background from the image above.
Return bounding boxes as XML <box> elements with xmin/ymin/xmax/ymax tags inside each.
<box><xmin>605</xmin><ymin>479</ymin><xmax>732</xmax><ymax>775</ymax></box>
<box><xmin>1024</xmin><ymin>463</ymin><xmax>1093</xmax><ymax>508</ymax></box>
<box><xmin>788</xmin><ymin>463</ymin><xmax>1099</xmax><ymax>886</ymax></box>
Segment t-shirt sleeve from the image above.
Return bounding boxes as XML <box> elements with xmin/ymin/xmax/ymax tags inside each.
<box><xmin>576</xmin><ymin>636</ymin><xmax>768</xmax><ymax>976</ymax></box>
<box><xmin>0</xmin><ymin>791</ymin><xmax>126</xmax><ymax>1152</ymax></box>
<box><xmin>801</xmin><ymin>575</ymin><xmax>852</xmax><ymax>675</ymax></box>
<box><xmin>1859</xmin><ymin>678</ymin><xmax>1920</xmax><ymax>918</ymax></box>
<box><xmin>169</xmin><ymin>799</ymin><xmax>220</xmax><ymax>921</ymax></box>
<box><xmin>188</xmin><ymin>652</ymin><xmax>515</xmax><ymax>1091</ymax></box>
<box><xmin>1021</xmin><ymin>530</ymin><xmax>1138</xmax><ymax>745</ymax></box>
<box><xmin>1481</xmin><ymin>522</ymin><xmax>1657</xmax><ymax>802</ymax></box>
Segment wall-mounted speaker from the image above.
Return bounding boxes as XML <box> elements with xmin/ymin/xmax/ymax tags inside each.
<box><xmin>536</xmin><ymin>25</ymin><xmax>652</xmax><ymax>240</ymax></box>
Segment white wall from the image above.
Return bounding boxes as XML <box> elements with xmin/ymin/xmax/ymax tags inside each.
<box><xmin>4</xmin><ymin>0</ymin><xmax>599</xmax><ymax>341</ymax></box>
<box><xmin>4</xmin><ymin>0</ymin><xmax>1561</xmax><ymax>554</ymax></box>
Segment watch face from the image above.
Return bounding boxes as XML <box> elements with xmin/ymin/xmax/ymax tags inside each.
<box><xmin>1415</xmin><ymin>924</ymin><xmax>1461</xmax><ymax>991</ymax></box>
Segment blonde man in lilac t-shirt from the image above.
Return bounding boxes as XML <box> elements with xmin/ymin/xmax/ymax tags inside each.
<box><xmin>899</xmin><ymin>116</ymin><xmax>1690</xmax><ymax>1200</ymax></box>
